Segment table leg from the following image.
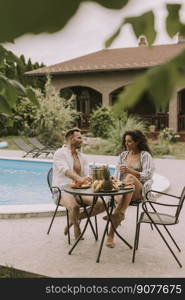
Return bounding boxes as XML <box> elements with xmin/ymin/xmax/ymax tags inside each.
<box><xmin>96</xmin><ymin>195</ymin><xmax>132</xmax><ymax>263</ymax></box>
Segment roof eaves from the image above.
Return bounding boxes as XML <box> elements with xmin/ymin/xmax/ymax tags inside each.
<box><xmin>25</xmin><ymin>66</ymin><xmax>152</xmax><ymax>76</ymax></box>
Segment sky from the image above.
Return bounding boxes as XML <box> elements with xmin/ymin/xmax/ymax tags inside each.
<box><xmin>3</xmin><ymin>0</ymin><xmax>185</xmax><ymax>66</ymax></box>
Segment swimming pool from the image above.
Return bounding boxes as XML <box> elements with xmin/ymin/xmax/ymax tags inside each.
<box><xmin>0</xmin><ymin>158</ymin><xmax>52</xmax><ymax>205</ymax></box>
<box><xmin>0</xmin><ymin>158</ymin><xmax>115</xmax><ymax>206</ymax></box>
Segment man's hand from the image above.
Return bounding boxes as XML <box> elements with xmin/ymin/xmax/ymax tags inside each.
<box><xmin>79</xmin><ymin>176</ymin><xmax>92</xmax><ymax>184</ymax></box>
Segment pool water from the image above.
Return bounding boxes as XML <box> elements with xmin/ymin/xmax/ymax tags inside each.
<box><xmin>0</xmin><ymin>159</ymin><xmax>115</xmax><ymax>206</ymax></box>
<box><xmin>0</xmin><ymin>159</ymin><xmax>52</xmax><ymax>206</ymax></box>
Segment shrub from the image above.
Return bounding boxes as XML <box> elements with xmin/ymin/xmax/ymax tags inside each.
<box><xmin>90</xmin><ymin>106</ymin><xmax>114</xmax><ymax>138</ymax></box>
<box><xmin>159</xmin><ymin>127</ymin><xmax>180</xmax><ymax>143</ymax></box>
<box><xmin>149</xmin><ymin>141</ymin><xmax>171</xmax><ymax>156</ymax></box>
<box><xmin>107</xmin><ymin>113</ymin><xmax>147</xmax><ymax>155</ymax></box>
<box><xmin>32</xmin><ymin>77</ymin><xmax>79</xmax><ymax>146</ymax></box>
<box><xmin>0</xmin><ymin>99</ymin><xmax>37</xmax><ymax>136</ymax></box>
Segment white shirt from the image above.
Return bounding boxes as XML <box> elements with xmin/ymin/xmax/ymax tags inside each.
<box><xmin>52</xmin><ymin>145</ymin><xmax>89</xmax><ymax>189</ymax></box>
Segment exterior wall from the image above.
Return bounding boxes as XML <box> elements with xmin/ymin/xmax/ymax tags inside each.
<box><xmin>49</xmin><ymin>69</ymin><xmax>184</xmax><ymax>133</ymax></box>
<box><xmin>51</xmin><ymin>69</ymin><xmax>144</xmax><ymax>106</ymax></box>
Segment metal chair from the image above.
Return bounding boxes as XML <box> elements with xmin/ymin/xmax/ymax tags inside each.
<box><xmin>129</xmin><ymin>198</ymin><xmax>142</xmax><ymax>228</ymax></box>
<box><xmin>132</xmin><ymin>187</ymin><xmax>185</xmax><ymax>268</ymax></box>
<box><xmin>47</xmin><ymin>168</ymin><xmax>98</xmax><ymax>244</ymax></box>
<box><xmin>47</xmin><ymin>168</ymin><xmax>71</xmax><ymax>244</ymax></box>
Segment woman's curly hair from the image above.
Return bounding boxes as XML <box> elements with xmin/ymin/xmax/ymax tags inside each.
<box><xmin>122</xmin><ymin>130</ymin><xmax>152</xmax><ymax>154</ymax></box>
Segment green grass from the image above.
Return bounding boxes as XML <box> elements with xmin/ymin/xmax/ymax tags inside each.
<box><xmin>0</xmin><ymin>136</ymin><xmax>32</xmax><ymax>150</ymax></box>
<box><xmin>0</xmin><ymin>265</ymin><xmax>47</xmax><ymax>278</ymax></box>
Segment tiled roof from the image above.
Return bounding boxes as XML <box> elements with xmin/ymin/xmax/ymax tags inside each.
<box><xmin>26</xmin><ymin>43</ymin><xmax>185</xmax><ymax>76</ymax></box>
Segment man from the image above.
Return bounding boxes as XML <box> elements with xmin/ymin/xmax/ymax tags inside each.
<box><xmin>52</xmin><ymin>127</ymin><xmax>105</xmax><ymax>239</ymax></box>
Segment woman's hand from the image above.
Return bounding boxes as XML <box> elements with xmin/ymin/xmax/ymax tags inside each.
<box><xmin>120</xmin><ymin>165</ymin><xmax>140</xmax><ymax>178</ymax></box>
<box><xmin>120</xmin><ymin>165</ymin><xmax>131</xmax><ymax>174</ymax></box>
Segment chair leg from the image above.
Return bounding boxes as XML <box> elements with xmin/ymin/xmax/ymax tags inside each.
<box><xmin>47</xmin><ymin>203</ymin><xmax>59</xmax><ymax>234</ymax></box>
<box><xmin>66</xmin><ymin>209</ymin><xmax>71</xmax><ymax>245</ymax></box>
<box><xmin>132</xmin><ymin>222</ymin><xmax>141</xmax><ymax>263</ymax></box>
<box><xmin>163</xmin><ymin>225</ymin><xmax>181</xmax><ymax>252</ymax></box>
<box><xmin>94</xmin><ymin>215</ymin><xmax>98</xmax><ymax>240</ymax></box>
<box><xmin>152</xmin><ymin>223</ymin><xmax>182</xmax><ymax>268</ymax></box>
<box><xmin>135</xmin><ymin>205</ymin><xmax>140</xmax><ymax>249</ymax></box>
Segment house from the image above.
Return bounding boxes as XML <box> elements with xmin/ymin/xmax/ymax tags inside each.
<box><xmin>26</xmin><ymin>36</ymin><xmax>185</xmax><ymax>134</ymax></box>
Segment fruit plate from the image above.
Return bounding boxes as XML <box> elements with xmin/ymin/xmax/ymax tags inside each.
<box><xmin>70</xmin><ymin>185</ymin><xmax>91</xmax><ymax>189</ymax></box>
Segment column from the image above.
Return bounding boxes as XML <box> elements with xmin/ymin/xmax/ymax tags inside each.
<box><xmin>169</xmin><ymin>90</ymin><xmax>178</xmax><ymax>132</ymax></box>
<box><xmin>102</xmin><ymin>92</ymin><xmax>110</xmax><ymax>107</ymax></box>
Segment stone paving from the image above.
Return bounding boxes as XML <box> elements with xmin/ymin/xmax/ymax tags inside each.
<box><xmin>0</xmin><ymin>150</ymin><xmax>185</xmax><ymax>278</ymax></box>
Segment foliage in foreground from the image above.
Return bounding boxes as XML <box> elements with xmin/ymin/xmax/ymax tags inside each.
<box><xmin>1</xmin><ymin>1</ymin><xmax>185</xmax><ymax>117</ymax></box>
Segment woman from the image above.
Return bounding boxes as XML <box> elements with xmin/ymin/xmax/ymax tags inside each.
<box><xmin>105</xmin><ymin>129</ymin><xmax>154</xmax><ymax>248</ymax></box>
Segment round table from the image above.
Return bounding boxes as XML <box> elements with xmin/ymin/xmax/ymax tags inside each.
<box><xmin>64</xmin><ymin>184</ymin><xmax>134</xmax><ymax>262</ymax></box>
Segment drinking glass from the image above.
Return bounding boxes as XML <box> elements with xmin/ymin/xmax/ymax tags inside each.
<box><xmin>120</xmin><ymin>161</ymin><xmax>128</xmax><ymax>180</ymax></box>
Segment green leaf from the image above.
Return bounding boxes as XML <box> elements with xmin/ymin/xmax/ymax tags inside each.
<box><xmin>0</xmin><ymin>95</ymin><xmax>12</xmax><ymax>114</ymax></box>
<box><xmin>0</xmin><ymin>75</ymin><xmax>18</xmax><ymax>109</ymax></box>
<box><xmin>166</xmin><ymin>4</ymin><xmax>181</xmax><ymax>37</ymax></box>
<box><xmin>112</xmin><ymin>49</ymin><xmax>185</xmax><ymax>117</ymax></box>
<box><xmin>105</xmin><ymin>26</ymin><xmax>122</xmax><ymax>48</ymax></box>
<box><xmin>0</xmin><ymin>73</ymin><xmax>39</xmax><ymax>113</ymax></box>
<box><xmin>26</xmin><ymin>87</ymin><xmax>39</xmax><ymax>107</ymax></box>
<box><xmin>112</xmin><ymin>75</ymin><xmax>148</xmax><ymax>116</ymax></box>
<box><xmin>6</xmin><ymin>119</ymin><xmax>14</xmax><ymax>127</ymax></box>
<box><xmin>8</xmin><ymin>79</ymin><xmax>27</xmax><ymax>95</ymax></box>
<box><xmin>3</xmin><ymin>83</ymin><xmax>18</xmax><ymax>109</ymax></box>
<box><xmin>124</xmin><ymin>11</ymin><xmax>156</xmax><ymax>46</ymax></box>
<box><xmin>166</xmin><ymin>4</ymin><xmax>185</xmax><ymax>38</ymax></box>
<box><xmin>0</xmin><ymin>0</ymin><xmax>129</xmax><ymax>43</ymax></box>
<box><xmin>170</xmin><ymin>49</ymin><xmax>185</xmax><ymax>85</ymax></box>
<box><xmin>147</xmin><ymin>65</ymin><xmax>175</xmax><ymax>109</ymax></box>
<box><xmin>90</xmin><ymin>0</ymin><xmax>129</xmax><ymax>10</ymax></box>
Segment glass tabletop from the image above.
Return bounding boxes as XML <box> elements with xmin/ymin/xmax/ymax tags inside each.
<box><xmin>63</xmin><ymin>184</ymin><xmax>134</xmax><ymax>196</ymax></box>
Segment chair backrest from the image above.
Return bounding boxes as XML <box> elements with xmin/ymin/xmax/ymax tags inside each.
<box><xmin>28</xmin><ymin>137</ymin><xmax>45</xmax><ymax>150</ymax></box>
<box><xmin>47</xmin><ymin>167</ymin><xmax>53</xmax><ymax>193</ymax></box>
<box><xmin>175</xmin><ymin>186</ymin><xmax>185</xmax><ymax>221</ymax></box>
<box><xmin>13</xmin><ymin>137</ymin><xmax>34</xmax><ymax>152</ymax></box>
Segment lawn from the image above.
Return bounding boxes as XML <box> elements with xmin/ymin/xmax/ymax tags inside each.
<box><xmin>0</xmin><ymin>136</ymin><xmax>32</xmax><ymax>150</ymax></box>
